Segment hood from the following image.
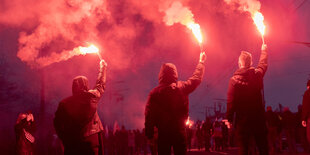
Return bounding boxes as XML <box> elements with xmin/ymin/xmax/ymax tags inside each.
<box><xmin>232</xmin><ymin>67</ymin><xmax>255</xmax><ymax>86</ymax></box>
<box><xmin>158</xmin><ymin>63</ymin><xmax>178</xmax><ymax>85</ymax></box>
<box><xmin>72</xmin><ymin>76</ymin><xmax>89</xmax><ymax>95</ymax></box>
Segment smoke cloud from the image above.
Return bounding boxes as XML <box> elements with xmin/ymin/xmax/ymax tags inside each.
<box><xmin>13</xmin><ymin>0</ymin><xmax>109</xmax><ymax>68</ymax></box>
<box><xmin>163</xmin><ymin>1</ymin><xmax>195</xmax><ymax>26</ymax></box>
<box><xmin>224</xmin><ymin>0</ymin><xmax>261</xmax><ymax>14</ymax></box>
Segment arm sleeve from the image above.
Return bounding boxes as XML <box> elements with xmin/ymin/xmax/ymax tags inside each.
<box><xmin>226</xmin><ymin>79</ymin><xmax>235</xmax><ymax>123</ymax></box>
<box><xmin>145</xmin><ymin>94</ymin><xmax>155</xmax><ymax>139</ymax></box>
<box><xmin>255</xmin><ymin>48</ymin><xmax>268</xmax><ymax>77</ymax></box>
<box><xmin>89</xmin><ymin>63</ymin><xmax>107</xmax><ymax>98</ymax></box>
<box><xmin>302</xmin><ymin>90</ymin><xmax>310</xmax><ymax>121</ymax></box>
<box><xmin>179</xmin><ymin>63</ymin><xmax>205</xmax><ymax>94</ymax></box>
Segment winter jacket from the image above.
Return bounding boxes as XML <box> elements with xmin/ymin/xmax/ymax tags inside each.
<box><xmin>145</xmin><ymin>62</ymin><xmax>205</xmax><ymax>139</ymax></box>
<box><xmin>54</xmin><ymin>64</ymin><xmax>106</xmax><ymax>146</ymax></box>
<box><xmin>226</xmin><ymin>48</ymin><xmax>267</xmax><ymax>129</ymax></box>
<box><xmin>302</xmin><ymin>89</ymin><xmax>310</xmax><ymax>121</ymax></box>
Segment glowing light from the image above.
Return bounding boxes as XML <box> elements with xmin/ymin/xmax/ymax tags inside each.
<box><xmin>79</xmin><ymin>44</ymin><xmax>99</xmax><ymax>55</ymax></box>
<box><xmin>185</xmin><ymin>117</ymin><xmax>193</xmax><ymax>128</ymax></box>
<box><xmin>252</xmin><ymin>11</ymin><xmax>265</xmax><ymax>36</ymax></box>
<box><xmin>187</xmin><ymin>22</ymin><xmax>203</xmax><ymax>44</ymax></box>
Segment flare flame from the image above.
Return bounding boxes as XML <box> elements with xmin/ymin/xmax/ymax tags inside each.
<box><xmin>187</xmin><ymin>22</ymin><xmax>203</xmax><ymax>44</ymax></box>
<box><xmin>252</xmin><ymin>11</ymin><xmax>265</xmax><ymax>36</ymax></box>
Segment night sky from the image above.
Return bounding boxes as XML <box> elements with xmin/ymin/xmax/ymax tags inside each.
<box><xmin>0</xmin><ymin>0</ymin><xmax>309</xmax><ymax>152</ymax></box>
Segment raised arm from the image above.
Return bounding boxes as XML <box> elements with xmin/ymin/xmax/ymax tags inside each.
<box><xmin>179</xmin><ymin>51</ymin><xmax>206</xmax><ymax>94</ymax></box>
<box><xmin>89</xmin><ymin>60</ymin><xmax>107</xmax><ymax>98</ymax></box>
<box><xmin>255</xmin><ymin>44</ymin><xmax>268</xmax><ymax>77</ymax></box>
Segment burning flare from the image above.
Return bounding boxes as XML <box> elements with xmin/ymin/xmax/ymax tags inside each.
<box><xmin>252</xmin><ymin>11</ymin><xmax>265</xmax><ymax>36</ymax></box>
<box><xmin>163</xmin><ymin>1</ymin><xmax>204</xmax><ymax>46</ymax></box>
<box><xmin>79</xmin><ymin>44</ymin><xmax>99</xmax><ymax>55</ymax></box>
<box><xmin>32</xmin><ymin>44</ymin><xmax>102</xmax><ymax>68</ymax></box>
<box><xmin>187</xmin><ymin>22</ymin><xmax>203</xmax><ymax>44</ymax></box>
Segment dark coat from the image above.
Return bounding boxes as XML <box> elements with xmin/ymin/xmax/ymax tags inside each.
<box><xmin>145</xmin><ymin>62</ymin><xmax>205</xmax><ymax>139</ymax></box>
<box><xmin>226</xmin><ymin>49</ymin><xmax>267</xmax><ymax>130</ymax></box>
<box><xmin>54</xmin><ymin>65</ymin><xmax>106</xmax><ymax>147</ymax></box>
<box><xmin>302</xmin><ymin>89</ymin><xmax>310</xmax><ymax>122</ymax></box>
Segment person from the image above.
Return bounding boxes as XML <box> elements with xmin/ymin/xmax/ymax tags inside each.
<box><xmin>281</xmin><ymin>107</ymin><xmax>297</xmax><ymax>153</ymax></box>
<box><xmin>265</xmin><ymin>106</ymin><xmax>281</xmax><ymax>155</ymax></box>
<box><xmin>202</xmin><ymin>117</ymin><xmax>212</xmax><ymax>152</ymax></box>
<box><xmin>302</xmin><ymin>80</ymin><xmax>310</xmax><ymax>144</ymax></box>
<box><xmin>212</xmin><ymin>120</ymin><xmax>223</xmax><ymax>151</ymax></box>
<box><xmin>15</xmin><ymin>111</ymin><xmax>36</xmax><ymax>155</ymax></box>
<box><xmin>144</xmin><ymin>51</ymin><xmax>206</xmax><ymax>154</ymax></box>
<box><xmin>226</xmin><ymin>43</ymin><xmax>268</xmax><ymax>155</ymax></box>
<box><xmin>54</xmin><ymin>59</ymin><xmax>107</xmax><ymax>155</ymax></box>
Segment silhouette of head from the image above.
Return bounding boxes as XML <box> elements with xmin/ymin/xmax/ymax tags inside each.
<box><xmin>266</xmin><ymin>106</ymin><xmax>272</xmax><ymax>112</ymax></box>
<box><xmin>238</xmin><ymin>51</ymin><xmax>253</xmax><ymax>69</ymax></box>
<box><xmin>72</xmin><ymin>76</ymin><xmax>89</xmax><ymax>95</ymax></box>
<box><xmin>158</xmin><ymin>63</ymin><xmax>178</xmax><ymax>84</ymax></box>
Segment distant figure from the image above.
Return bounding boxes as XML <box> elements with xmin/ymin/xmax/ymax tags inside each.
<box><xmin>265</xmin><ymin>106</ymin><xmax>281</xmax><ymax>155</ymax></box>
<box><xmin>302</xmin><ymin>80</ymin><xmax>310</xmax><ymax>144</ymax></box>
<box><xmin>226</xmin><ymin>43</ymin><xmax>268</xmax><ymax>155</ymax></box>
<box><xmin>54</xmin><ymin>60</ymin><xmax>107</xmax><ymax>155</ymax></box>
<box><xmin>282</xmin><ymin>107</ymin><xmax>297</xmax><ymax>153</ymax></box>
<box><xmin>212</xmin><ymin>120</ymin><xmax>223</xmax><ymax>151</ymax></box>
<box><xmin>15</xmin><ymin>111</ymin><xmax>35</xmax><ymax>155</ymax></box>
<box><xmin>145</xmin><ymin>51</ymin><xmax>206</xmax><ymax>154</ymax></box>
<box><xmin>202</xmin><ymin>117</ymin><xmax>212</xmax><ymax>152</ymax></box>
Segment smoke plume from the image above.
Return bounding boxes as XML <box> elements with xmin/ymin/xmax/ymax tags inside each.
<box><xmin>14</xmin><ymin>0</ymin><xmax>108</xmax><ymax>68</ymax></box>
<box><xmin>224</xmin><ymin>0</ymin><xmax>261</xmax><ymax>15</ymax></box>
<box><xmin>163</xmin><ymin>1</ymin><xmax>195</xmax><ymax>26</ymax></box>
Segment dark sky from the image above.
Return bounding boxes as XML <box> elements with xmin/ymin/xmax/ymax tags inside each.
<box><xmin>0</xmin><ymin>1</ymin><xmax>309</xmax><ymax>150</ymax></box>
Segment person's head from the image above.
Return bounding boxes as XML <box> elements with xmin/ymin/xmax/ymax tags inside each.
<box><xmin>307</xmin><ymin>80</ymin><xmax>310</xmax><ymax>89</ymax></box>
<box><xmin>158</xmin><ymin>63</ymin><xmax>178</xmax><ymax>84</ymax></box>
<box><xmin>283</xmin><ymin>107</ymin><xmax>290</xmax><ymax>112</ymax></box>
<box><xmin>266</xmin><ymin>106</ymin><xmax>272</xmax><ymax>112</ymax></box>
<box><xmin>238</xmin><ymin>51</ymin><xmax>253</xmax><ymax>69</ymax></box>
<box><xmin>72</xmin><ymin>76</ymin><xmax>89</xmax><ymax>95</ymax></box>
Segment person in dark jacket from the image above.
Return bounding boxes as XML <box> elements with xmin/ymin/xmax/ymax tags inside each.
<box><xmin>226</xmin><ymin>43</ymin><xmax>268</xmax><ymax>155</ymax></box>
<box><xmin>145</xmin><ymin>51</ymin><xmax>206</xmax><ymax>155</ymax></box>
<box><xmin>265</xmin><ymin>106</ymin><xmax>281</xmax><ymax>155</ymax></box>
<box><xmin>281</xmin><ymin>107</ymin><xmax>297</xmax><ymax>153</ymax></box>
<box><xmin>302</xmin><ymin>80</ymin><xmax>310</xmax><ymax>144</ymax></box>
<box><xmin>15</xmin><ymin>111</ymin><xmax>36</xmax><ymax>155</ymax></box>
<box><xmin>54</xmin><ymin>59</ymin><xmax>107</xmax><ymax>155</ymax></box>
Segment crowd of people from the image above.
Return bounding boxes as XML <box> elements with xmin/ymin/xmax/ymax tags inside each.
<box><xmin>13</xmin><ymin>41</ymin><xmax>310</xmax><ymax>155</ymax></box>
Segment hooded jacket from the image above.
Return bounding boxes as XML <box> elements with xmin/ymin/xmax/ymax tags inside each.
<box><xmin>54</xmin><ymin>64</ymin><xmax>106</xmax><ymax>146</ymax></box>
<box><xmin>226</xmin><ymin>48</ymin><xmax>267</xmax><ymax>128</ymax></box>
<box><xmin>145</xmin><ymin>62</ymin><xmax>205</xmax><ymax>139</ymax></box>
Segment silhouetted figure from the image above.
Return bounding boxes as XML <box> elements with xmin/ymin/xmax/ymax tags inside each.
<box><xmin>212</xmin><ymin>120</ymin><xmax>223</xmax><ymax>151</ymax></box>
<box><xmin>226</xmin><ymin>43</ymin><xmax>269</xmax><ymax>155</ymax></box>
<box><xmin>202</xmin><ymin>117</ymin><xmax>212</xmax><ymax>152</ymax></box>
<box><xmin>281</xmin><ymin>107</ymin><xmax>297</xmax><ymax>153</ymax></box>
<box><xmin>54</xmin><ymin>60</ymin><xmax>107</xmax><ymax>155</ymax></box>
<box><xmin>15</xmin><ymin>111</ymin><xmax>35</xmax><ymax>155</ymax></box>
<box><xmin>145</xmin><ymin>51</ymin><xmax>206</xmax><ymax>154</ymax></box>
<box><xmin>297</xmin><ymin>104</ymin><xmax>309</xmax><ymax>153</ymax></box>
<box><xmin>302</xmin><ymin>80</ymin><xmax>310</xmax><ymax>145</ymax></box>
<box><xmin>265</xmin><ymin>106</ymin><xmax>281</xmax><ymax>155</ymax></box>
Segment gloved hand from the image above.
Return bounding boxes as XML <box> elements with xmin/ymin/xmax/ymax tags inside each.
<box><xmin>100</xmin><ymin>59</ymin><xmax>107</xmax><ymax>68</ymax></box>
